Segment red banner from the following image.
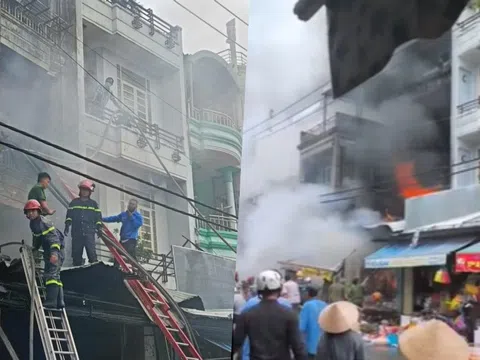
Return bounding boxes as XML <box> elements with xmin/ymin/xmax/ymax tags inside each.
<box><xmin>456</xmin><ymin>253</ymin><xmax>480</xmax><ymax>273</ymax></box>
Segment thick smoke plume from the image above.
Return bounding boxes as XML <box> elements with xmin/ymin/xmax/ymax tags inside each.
<box><xmin>238</xmin><ymin>4</ymin><xmax>449</xmax><ymax>278</ymax></box>
<box><xmin>236</xmin><ymin>183</ymin><xmax>381</xmax><ymax>278</ymax></box>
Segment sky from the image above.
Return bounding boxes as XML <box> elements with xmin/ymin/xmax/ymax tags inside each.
<box><xmin>141</xmin><ymin>0</ymin><xmax>249</xmax><ymax>54</ymax></box>
<box><xmin>239</xmin><ymin>0</ymin><xmax>331</xmax><ymax>194</ymax></box>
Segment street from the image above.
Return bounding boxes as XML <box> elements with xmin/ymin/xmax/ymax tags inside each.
<box><xmin>366</xmin><ymin>345</ymin><xmax>404</xmax><ymax>360</ymax></box>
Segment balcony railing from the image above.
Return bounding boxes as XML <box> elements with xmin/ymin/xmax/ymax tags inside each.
<box><xmin>457</xmin><ymin>10</ymin><xmax>480</xmax><ymax>33</ymax></box>
<box><xmin>306</xmin><ymin>115</ymin><xmax>337</xmax><ymax>136</ymax></box>
<box><xmin>217</xmin><ymin>49</ymin><xmax>247</xmax><ymax>67</ymax></box>
<box><xmin>107</xmin><ymin>0</ymin><xmax>179</xmax><ymax>45</ymax></box>
<box><xmin>457</xmin><ymin>98</ymin><xmax>480</xmax><ymax>115</ymax></box>
<box><xmin>1</xmin><ymin>0</ymin><xmax>70</xmax><ymax>43</ymax></box>
<box><xmin>196</xmin><ymin>214</ymin><xmax>238</xmax><ymax>231</ymax></box>
<box><xmin>85</xmin><ymin>100</ymin><xmax>185</xmax><ymax>153</ymax></box>
<box><xmin>191</xmin><ymin>107</ymin><xmax>239</xmax><ymax>130</ymax></box>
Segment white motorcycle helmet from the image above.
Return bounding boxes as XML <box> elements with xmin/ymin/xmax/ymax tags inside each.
<box><xmin>256</xmin><ymin>270</ymin><xmax>283</xmax><ymax>292</ymax></box>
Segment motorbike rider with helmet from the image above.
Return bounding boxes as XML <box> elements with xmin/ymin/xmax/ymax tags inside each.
<box><xmin>64</xmin><ymin>179</ymin><xmax>103</xmax><ymax>266</ymax></box>
<box><xmin>232</xmin><ymin>269</ymin><xmax>307</xmax><ymax>360</ymax></box>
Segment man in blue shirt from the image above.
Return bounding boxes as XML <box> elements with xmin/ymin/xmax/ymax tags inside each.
<box><xmin>299</xmin><ymin>286</ymin><xmax>327</xmax><ymax>359</ymax></box>
<box><xmin>239</xmin><ymin>287</ymin><xmax>292</xmax><ymax>360</ymax></box>
<box><xmin>102</xmin><ymin>198</ymin><xmax>143</xmax><ymax>260</ymax></box>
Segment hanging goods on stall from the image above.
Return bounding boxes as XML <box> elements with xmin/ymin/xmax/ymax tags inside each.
<box><xmin>59</xmin><ymin>181</ymin><xmax>203</xmax><ymax>360</ymax></box>
<box><xmin>20</xmin><ymin>245</ymin><xmax>79</xmax><ymax>360</ymax></box>
<box><xmin>433</xmin><ymin>268</ymin><xmax>451</xmax><ymax>285</ymax></box>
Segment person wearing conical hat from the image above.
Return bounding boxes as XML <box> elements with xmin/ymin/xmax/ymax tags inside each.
<box><xmin>399</xmin><ymin>319</ymin><xmax>471</xmax><ymax>360</ymax></box>
<box><xmin>316</xmin><ymin>301</ymin><xmax>365</xmax><ymax>360</ymax></box>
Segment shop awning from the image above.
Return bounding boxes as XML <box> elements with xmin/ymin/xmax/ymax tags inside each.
<box><xmin>455</xmin><ymin>242</ymin><xmax>480</xmax><ymax>273</ymax></box>
<box><xmin>365</xmin><ymin>238</ymin><xmax>475</xmax><ymax>269</ymax></box>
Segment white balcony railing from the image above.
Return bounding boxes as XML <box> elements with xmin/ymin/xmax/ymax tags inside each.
<box><xmin>1</xmin><ymin>0</ymin><xmax>70</xmax><ymax>44</ymax></box>
<box><xmin>85</xmin><ymin>100</ymin><xmax>185</xmax><ymax>153</ymax></box>
<box><xmin>196</xmin><ymin>214</ymin><xmax>237</xmax><ymax>232</ymax></box>
<box><xmin>217</xmin><ymin>49</ymin><xmax>247</xmax><ymax>68</ymax></box>
<box><xmin>191</xmin><ymin>107</ymin><xmax>239</xmax><ymax>131</ymax></box>
<box><xmin>106</xmin><ymin>0</ymin><xmax>179</xmax><ymax>43</ymax></box>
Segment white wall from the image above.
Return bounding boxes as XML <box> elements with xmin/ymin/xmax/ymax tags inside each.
<box><xmin>451</xmin><ymin>8</ymin><xmax>480</xmax><ymax>189</ymax></box>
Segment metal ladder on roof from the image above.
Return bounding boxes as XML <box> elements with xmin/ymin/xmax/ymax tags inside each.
<box><xmin>60</xmin><ymin>182</ymin><xmax>202</xmax><ymax>360</ymax></box>
<box><xmin>20</xmin><ymin>245</ymin><xmax>79</xmax><ymax>360</ymax></box>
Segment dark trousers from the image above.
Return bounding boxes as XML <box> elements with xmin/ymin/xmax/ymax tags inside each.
<box><xmin>121</xmin><ymin>239</ymin><xmax>137</xmax><ymax>260</ymax></box>
<box><xmin>44</xmin><ymin>249</ymin><xmax>65</xmax><ymax>286</ymax></box>
<box><xmin>307</xmin><ymin>354</ymin><xmax>316</xmax><ymax>360</ymax></box>
<box><xmin>114</xmin><ymin>239</ymin><xmax>137</xmax><ymax>267</ymax></box>
<box><xmin>72</xmin><ymin>233</ymin><xmax>97</xmax><ymax>266</ymax></box>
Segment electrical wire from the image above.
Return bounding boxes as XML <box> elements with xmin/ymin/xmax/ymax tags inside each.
<box><xmin>242</xmin><ymin>82</ymin><xmax>331</xmax><ymax>135</ymax></box>
<box><xmin>0</xmin><ymin>120</ymin><xmax>237</xmax><ymax>219</ymax></box>
<box><xmin>213</xmin><ymin>0</ymin><xmax>249</xmax><ymax>26</ymax></box>
<box><xmin>0</xmin><ymin>139</ymin><xmax>237</xmax><ymax>231</ymax></box>
<box><xmin>244</xmin><ymin>38</ymin><xmax>449</xmax><ymax>138</ymax></box>
<box><xmin>173</xmin><ymin>0</ymin><xmax>247</xmax><ymax>51</ymax></box>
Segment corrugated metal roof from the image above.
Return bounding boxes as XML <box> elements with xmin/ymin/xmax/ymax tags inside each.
<box><xmin>184</xmin><ymin>308</ymin><xmax>233</xmax><ymax>319</ymax></box>
<box><xmin>166</xmin><ymin>289</ymin><xmax>200</xmax><ymax>304</ymax></box>
<box><xmin>363</xmin><ymin>220</ymin><xmax>406</xmax><ymax>233</ymax></box>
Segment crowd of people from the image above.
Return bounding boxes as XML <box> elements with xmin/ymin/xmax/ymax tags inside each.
<box><xmin>232</xmin><ymin>270</ymin><xmax>478</xmax><ymax>360</ymax></box>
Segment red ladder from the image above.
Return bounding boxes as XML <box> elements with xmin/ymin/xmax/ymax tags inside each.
<box><xmin>61</xmin><ymin>182</ymin><xmax>203</xmax><ymax>360</ymax></box>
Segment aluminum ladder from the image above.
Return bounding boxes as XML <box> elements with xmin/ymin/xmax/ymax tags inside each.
<box><xmin>20</xmin><ymin>245</ymin><xmax>79</xmax><ymax>360</ymax></box>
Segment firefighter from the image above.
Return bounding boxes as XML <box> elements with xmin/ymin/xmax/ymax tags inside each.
<box><xmin>64</xmin><ymin>180</ymin><xmax>103</xmax><ymax>266</ymax></box>
<box><xmin>24</xmin><ymin>199</ymin><xmax>65</xmax><ymax>309</ymax></box>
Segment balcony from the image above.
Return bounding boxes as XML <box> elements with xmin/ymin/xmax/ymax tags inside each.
<box><xmin>455</xmin><ymin>11</ymin><xmax>480</xmax><ymax>60</ymax></box>
<box><xmin>84</xmin><ymin>102</ymin><xmax>190</xmax><ymax>179</ymax></box>
<box><xmin>217</xmin><ymin>49</ymin><xmax>247</xmax><ymax>76</ymax></box>
<box><xmin>82</xmin><ymin>0</ymin><xmax>182</xmax><ymax>67</ymax></box>
<box><xmin>0</xmin><ymin>0</ymin><xmax>67</xmax><ymax>73</ymax></box>
<box><xmin>456</xmin><ymin>98</ymin><xmax>480</xmax><ymax>142</ymax></box>
<box><xmin>195</xmin><ymin>214</ymin><xmax>238</xmax><ymax>232</ymax></box>
<box><xmin>188</xmin><ymin>107</ymin><xmax>242</xmax><ymax>164</ymax></box>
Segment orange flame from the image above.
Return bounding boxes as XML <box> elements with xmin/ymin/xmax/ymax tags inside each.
<box><xmin>394</xmin><ymin>162</ymin><xmax>441</xmax><ymax>199</ymax></box>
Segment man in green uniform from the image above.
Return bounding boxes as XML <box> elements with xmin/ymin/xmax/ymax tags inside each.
<box><xmin>27</xmin><ymin>172</ymin><xmax>55</xmax><ymax>215</ymax></box>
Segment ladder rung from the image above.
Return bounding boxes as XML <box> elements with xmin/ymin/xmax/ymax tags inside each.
<box><xmin>54</xmin><ymin>350</ymin><xmax>76</xmax><ymax>355</ymax></box>
<box><xmin>50</xmin><ymin>338</ymin><xmax>68</xmax><ymax>342</ymax></box>
<box><xmin>48</xmin><ymin>328</ymin><xmax>68</xmax><ymax>333</ymax></box>
<box><xmin>152</xmin><ymin>299</ymin><xmax>165</xmax><ymax>306</ymax></box>
<box><xmin>176</xmin><ymin>342</ymin><xmax>188</xmax><ymax>346</ymax></box>
<box><xmin>185</xmin><ymin>358</ymin><xmax>200</xmax><ymax>360</ymax></box>
<box><xmin>45</xmin><ymin>315</ymin><xmax>63</xmax><ymax>321</ymax></box>
<box><xmin>167</xmin><ymin>327</ymin><xmax>179</xmax><ymax>332</ymax></box>
<box><xmin>45</xmin><ymin>308</ymin><xmax>62</xmax><ymax>312</ymax></box>
<box><xmin>154</xmin><ymin>310</ymin><xmax>169</xmax><ymax>319</ymax></box>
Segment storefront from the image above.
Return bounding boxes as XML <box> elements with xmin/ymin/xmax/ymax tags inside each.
<box><xmin>365</xmin><ymin>237</ymin><xmax>476</xmax><ymax>315</ymax></box>
<box><xmin>456</xmin><ymin>243</ymin><xmax>480</xmax><ymax>273</ymax></box>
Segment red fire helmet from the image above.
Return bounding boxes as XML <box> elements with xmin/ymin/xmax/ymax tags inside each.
<box><xmin>24</xmin><ymin>199</ymin><xmax>41</xmax><ymax>212</ymax></box>
<box><xmin>78</xmin><ymin>179</ymin><xmax>95</xmax><ymax>192</ymax></box>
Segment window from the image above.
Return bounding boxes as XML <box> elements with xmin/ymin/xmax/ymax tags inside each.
<box><xmin>120</xmin><ymin>187</ymin><xmax>157</xmax><ymax>252</ymax></box>
<box><xmin>117</xmin><ymin>66</ymin><xmax>151</xmax><ymax>123</ymax></box>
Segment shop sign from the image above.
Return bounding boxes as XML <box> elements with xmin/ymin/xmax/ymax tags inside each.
<box><xmin>455</xmin><ymin>253</ymin><xmax>480</xmax><ymax>273</ymax></box>
<box><xmin>365</xmin><ymin>254</ymin><xmax>447</xmax><ymax>269</ymax></box>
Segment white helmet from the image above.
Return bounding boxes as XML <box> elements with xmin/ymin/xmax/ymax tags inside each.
<box><xmin>256</xmin><ymin>270</ymin><xmax>282</xmax><ymax>292</ymax></box>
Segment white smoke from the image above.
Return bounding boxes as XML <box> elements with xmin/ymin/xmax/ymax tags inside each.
<box><xmin>236</xmin><ymin>183</ymin><xmax>382</xmax><ymax>278</ymax></box>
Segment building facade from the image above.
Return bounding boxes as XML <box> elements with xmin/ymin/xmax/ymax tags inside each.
<box><xmin>185</xmin><ymin>19</ymin><xmax>244</xmax><ymax>258</ymax></box>
<box><xmin>0</xmin><ymin>0</ymin><xmax>243</xmax><ymax>265</ymax></box>
<box><xmin>451</xmin><ymin>6</ymin><xmax>480</xmax><ymax>188</ymax></box>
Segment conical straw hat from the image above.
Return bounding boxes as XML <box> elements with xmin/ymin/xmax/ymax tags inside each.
<box><xmin>399</xmin><ymin>319</ymin><xmax>470</xmax><ymax>360</ymax></box>
<box><xmin>318</xmin><ymin>301</ymin><xmax>359</xmax><ymax>334</ymax></box>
